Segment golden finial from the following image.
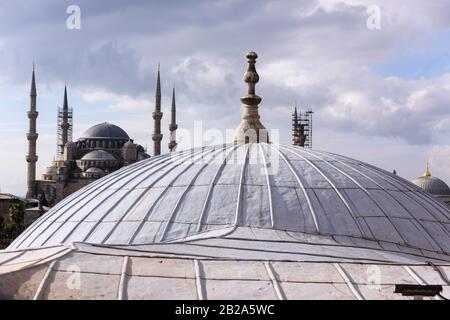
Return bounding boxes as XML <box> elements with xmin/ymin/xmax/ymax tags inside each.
<box><xmin>424</xmin><ymin>162</ymin><xmax>431</xmax><ymax>177</ymax></box>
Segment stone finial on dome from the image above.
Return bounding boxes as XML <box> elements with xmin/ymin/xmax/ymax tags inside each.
<box><xmin>233</xmin><ymin>51</ymin><xmax>268</xmax><ymax>144</ymax></box>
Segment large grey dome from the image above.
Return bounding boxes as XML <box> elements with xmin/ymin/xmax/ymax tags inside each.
<box><xmin>412</xmin><ymin>176</ymin><xmax>450</xmax><ymax>196</ymax></box>
<box><xmin>10</xmin><ymin>143</ymin><xmax>450</xmax><ymax>256</ymax></box>
<box><xmin>80</xmin><ymin>122</ymin><xmax>129</xmax><ymax>140</ymax></box>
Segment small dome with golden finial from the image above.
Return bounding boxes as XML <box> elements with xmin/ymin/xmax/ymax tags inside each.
<box><xmin>412</xmin><ymin>162</ymin><xmax>450</xmax><ymax>196</ymax></box>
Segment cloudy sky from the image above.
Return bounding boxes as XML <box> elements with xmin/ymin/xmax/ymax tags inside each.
<box><xmin>0</xmin><ymin>0</ymin><xmax>449</xmax><ymax>196</ymax></box>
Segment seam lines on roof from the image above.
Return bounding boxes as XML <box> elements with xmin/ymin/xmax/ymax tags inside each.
<box><xmin>280</xmin><ymin>145</ymin><xmax>364</xmax><ymax>236</ymax></box>
<box><xmin>122</xmin><ymin>147</ymin><xmax>218</xmax><ymax>245</ymax></box>
<box><xmin>270</xmin><ymin>145</ymin><xmax>319</xmax><ymax>233</ymax></box>
<box><xmin>259</xmin><ymin>144</ymin><xmax>275</xmax><ymax>228</ymax></box>
<box><xmin>310</xmin><ymin>149</ymin><xmax>446</xmax><ymax>253</ymax></box>
<box><xmin>57</xmin><ymin>150</ymin><xmax>199</xmax><ymax>246</ymax></box>
<box><xmin>402</xmin><ymin>266</ymin><xmax>438</xmax><ymax>300</ymax></box>
<box><xmin>194</xmin><ymin>259</ymin><xmax>205</xmax><ymax>300</ymax></box>
<box><xmin>264</xmin><ymin>261</ymin><xmax>286</xmax><ymax>300</ymax></box>
<box><xmin>333</xmin><ymin>263</ymin><xmax>364</xmax><ymax>300</ymax></box>
<box><xmin>33</xmin><ymin>260</ymin><xmax>56</xmax><ymax>300</ymax></box>
<box><xmin>296</xmin><ymin>147</ymin><xmax>409</xmax><ymax>243</ymax></box>
<box><xmin>403</xmin><ymin>266</ymin><xmax>426</xmax><ymax>285</ymax></box>
<box><xmin>358</xmin><ymin>163</ymin><xmax>449</xmax><ymax>252</ymax></box>
<box><xmin>125</xmin><ymin>148</ymin><xmax>216</xmax><ymax>244</ymax></box>
<box><xmin>117</xmin><ymin>256</ymin><xmax>129</xmax><ymax>300</ymax></box>
<box><xmin>196</xmin><ymin>145</ymin><xmax>237</xmax><ymax>233</ymax></box>
<box><xmin>162</xmin><ymin>145</ymin><xmax>235</xmax><ymax>240</ymax></box>
<box><xmin>19</xmin><ymin>154</ymin><xmax>172</xmax><ymax>249</ymax></box>
<box><xmin>234</xmin><ymin>145</ymin><xmax>250</xmax><ymax>226</ymax></box>
<box><xmin>86</xmin><ymin>149</ymin><xmax>209</xmax><ymax>244</ymax></box>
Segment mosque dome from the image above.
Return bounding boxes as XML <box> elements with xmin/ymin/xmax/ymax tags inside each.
<box><xmin>80</xmin><ymin>122</ymin><xmax>129</xmax><ymax>140</ymax></box>
<box><xmin>412</xmin><ymin>164</ymin><xmax>450</xmax><ymax>196</ymax></box>
<box><xmin>9</xmin><ymin>143</ymin><xmax>450</xmax><ymax>255</ymax></box>
<box><xmin>81</xmin><ymin>150</ymin><xmax>116</xmax><ymax>161</ymax></box>
<box><xmin>85</xmin><ymin>167</ymin><xmax>104</xmax><ymax>173</ymax></box>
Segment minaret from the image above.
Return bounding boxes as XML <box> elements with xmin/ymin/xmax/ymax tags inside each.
<box><xmin>292</xmin><ymin>105</ymin><xmax>299</xmax><ymax>145</ymax></box>
<box><xmin>233</xmin><ymin>51</ymin><xmax>268</xmax><ymax>144</ymax></box>
<box><xmin>61</xmin><ymin>84</ymin><xmax>70</xmax><ymax>148</ymax></box>
<box><xmin>292</xmin><ymin>104</ymin><xmax>306</xmax><ymax>147</ymax></box>
<box><xmin>26</xmin><ymin>65</ymin><xmax>39</xmax><ymax>199</ymax></box>
<box><xmin>152</xmin><ymin>63</ymin><xmax>163</xmax><ymax>156</ymax></box>
<box><xmin>168</xmin><ymin>84</ymin><xmax>178</xmax><ymax>152</ymax></box>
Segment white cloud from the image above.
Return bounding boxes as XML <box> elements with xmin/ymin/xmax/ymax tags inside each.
<box><xmin>80</xmin><ymin>88</ymin><xmax>152</xmax><ymax>111</ymax></box>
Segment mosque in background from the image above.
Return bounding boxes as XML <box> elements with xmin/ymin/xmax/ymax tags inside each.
<box><xmin>25</xmin><ymin>65</ymin><xmax>178</xmax><ymax>206</ymax></box>
<box><xmin>412</xmin><ymin>163</ymin><xmax>450</xmax><ymax>206</ymax></box>
<box><xmin>23</xmin><ymin>59</ymin><xmax>450</xmax><ymax>210</ymax></box>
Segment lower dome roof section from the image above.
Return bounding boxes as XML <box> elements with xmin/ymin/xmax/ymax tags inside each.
<box><xmin>1</xmin><ymin>229</ymin><xmax>450</xmax><ymax>300</ymax></box>
<box><xmin>9</xmin><ymin>144</ymin><xmax>450</xmax><ymax>259</ymax></box>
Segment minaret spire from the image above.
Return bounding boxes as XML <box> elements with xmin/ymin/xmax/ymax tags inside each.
<box><xmin>168</xmin><ymin>83</ymin><xmax>178</xmax><ymax>152</ymax></box>
<box><xmin>152</xmin><ymin>63</ymin><xmax>163</xmax><ymax>156</ymax></box>
<box><xmin>56</xmin><ymin>83</ymin><xmax>72</xmax><ymax>155</ymax></box>
<box><xmin>61</xmin><ymin>84</ymin><xmax>70</xmax><ymax>146</ymax></box>
<box><xmin>233</xmin><ymin>51</ymin><xmax>268</xmax><ymax>144</ymax></box>
<box><xmin>292</xmin><ymin>103</ymin><xmax>299</xmax><ymax>145</ymax></box>
<box><xmin>26</xmin><ymin>65</ymin><xmax>39</xmax><ymax>198</ymax></box>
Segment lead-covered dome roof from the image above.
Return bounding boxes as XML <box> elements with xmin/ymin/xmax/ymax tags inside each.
<box><xmin>81</xmin><ymin>150</ymin><xmax>116</xmax><ymax>161</ymax></box>
<box><xmin>10</xmin><ymin>143</ymin><xmax>450</xmax><ymax>255</ymax></box>
<box><xmin>412</xmin><ymin>176</ymin><xmax>450</xmax><ymax>196</ymax></box>
<box><xmin>80</xmin><ymin>122</ymin><xmax>129</xmax><ymax>140</ymax></box>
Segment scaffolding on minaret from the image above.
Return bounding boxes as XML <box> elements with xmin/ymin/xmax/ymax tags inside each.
<box><xmin>56</xmin><ymin>108</ymin><xmax>73</xmax><ymax>156</ymax></box>
<box><xmin>292</xmin><ymin>104</ymin><xmax>305</xmax><ymax>147</ymax></box>
<box><xmin>56</xmin><ymin>85</ymin><xmax>73</xmax><ymax>156</ymax></box>
<box><xmin>300</xmin><ymin>109</ymin><xmax>313</xmax><ymax>148</ymax></box>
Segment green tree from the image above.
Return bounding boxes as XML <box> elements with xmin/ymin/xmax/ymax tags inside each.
<box><xmin>0</xmin><ymin>216</ymin><xmax>4</xmax><ymax>238</ymax></box>
<box><xmin>8</xmin><ymin>200</ymin><xmax>26</xmax><ymax>236</ymax></box>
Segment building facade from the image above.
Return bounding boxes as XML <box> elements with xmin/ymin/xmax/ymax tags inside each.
<box><xmin>25</xmin><ymin>67</ymin><xmax>175</xmax><ymax>206</ymax></box>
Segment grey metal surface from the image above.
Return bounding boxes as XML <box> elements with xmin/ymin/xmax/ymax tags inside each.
<box><xmin>80</xmin><ymin>122</ymin><xmax>129</xmax><ymax>139</ymax></box>
<box><xmin>9</xmin><ymin>144</ymin><xmax>450</xmax><ymax>258</ymax></box>
<box><xmin>81</xmin><ymin>150</ymin><xmax>117</xmax><ymax>161</ymax></box>
<box><xmin>412</xmin><ymin>176</ymin><xmax>450</xmax><ymax>196</ymax></box>
<box><xmin>1</xmin><ymin>239</ymin><xmax>449</xmax><ymax>300</ymax></box>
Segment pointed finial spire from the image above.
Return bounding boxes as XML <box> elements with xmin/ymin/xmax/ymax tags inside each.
<box><xmin>168</xmin><ymin>82</ymin><xmax>178</xmax><ymax>152</ymax></box>
<box><xmin>152</xmin><ymin>63</ymin><xmax>163</xmax><ymax>156</ymax></box>
<box><xmin>233</xmin><ymin>51</ymin><xmax>268</xmax><ymax>144</ymax></box>
<box><xmin>156</xmin><ymin>63</ymin><xmax>161</xmax><ymax>97</ymax></box>
<box><xmin>424</xmin><ymin>162</ymin><xmax>431</xmax><ymax>177</ymax></box>
<box><xmin>30</xmin><ymin>64</ymin><xmax>37</xmax><ymax>97</ymax></box>
<box><xmin>63</xmin><ymin>83</ymin><xmax>68</xmax><ymax>111</ymax></box>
